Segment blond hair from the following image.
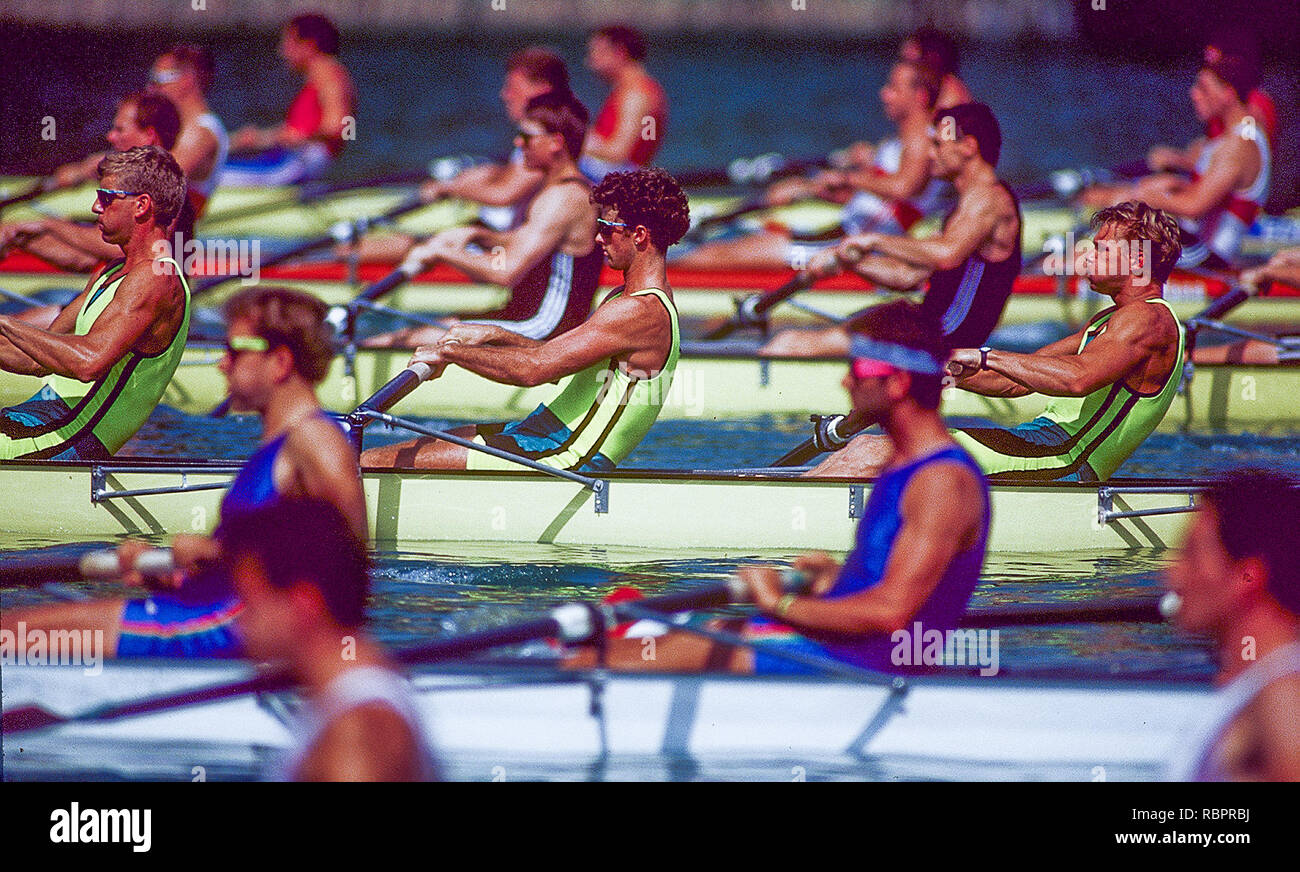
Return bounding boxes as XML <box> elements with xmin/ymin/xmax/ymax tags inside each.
<box><xmin>97</xmin><ymin>146</ymin><xmax>187</xmax><ymax>230</ymax></box>
<box><xmin>1091</xmin><ymin>201</ymin><xmax>1183</xmax><ymax>284</ymax></box>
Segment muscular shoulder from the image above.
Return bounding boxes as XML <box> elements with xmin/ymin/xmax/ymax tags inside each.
<box><xmin>307</xmin><ymin>704</ymin><xmax>423</xmax><ymax>781</ymax></box>
<box><xmin>901</xmin><ymin>456</ymin><xmax>983</xmax><ymax>518</ymax></box>
<box><xmin>283</xmin><ymin>415</ymin><xmax>353</xmax><ymax>467</ymax></box>
<box><xmin>1112</xmin><ymin>299</ymin><xmax>1179</xmax><ymax>344</ymax></box>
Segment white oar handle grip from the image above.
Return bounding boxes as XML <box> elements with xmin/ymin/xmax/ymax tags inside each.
<box><xmin>725</xmin><ymin>568</ymin><xmax>811</xmax><ymax>603</ymax></box>
<box><xmin>408</xmin><ymin>361</ymin><xmax>434</xmax><ymax>382</ymax></box>
<box><xmin>78</xmin><ymin>548</ymin><xmax>173</xmax><ymax>579</ymax></box>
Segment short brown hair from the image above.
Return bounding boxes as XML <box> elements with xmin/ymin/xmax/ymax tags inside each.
<box><xmin>523</xmin><ymin>93</ymin><xmax>589</xmax><ymax>161</ymax></box>
<box><xmin>222</xmin><ymin>286</ymin><xmax>336</xmax><ymax>383</ymax></box>
<box><xmin>1091</xmin><ymin>201</ymin><xmax>1183</xmax><ymax>284</ymax></box>
<box><xmin>590</xmin><ymin>167</ymin><xmax>690</xmax><ymax>252</ymax></box>
<box><xmin>506</xmin><ymin>46</ymin><xmax>572</xmax><ymax>98</ymax></box>
<box><xmin>164</xmin><ymin>44</ymin><xmax>215</xmax><ymax>94</ymax></box>
<box><xmin>594</xmin><ymin>24</ymin><xmax>647</xmax><ymax>61</ymax></box>
<box><xmin>123</xmin><ymin>92</ymin><xmax>181</xmax><ymax>151</ymax></box>
<box><xmin>97</xmin><ymin>145</ymin><xmax>186</xmax><ymax>230</ymax></box>
<box><xmin>899</xmin><ymin>60</ymin><xmax>940</xmax><ymax>110</ymax></box>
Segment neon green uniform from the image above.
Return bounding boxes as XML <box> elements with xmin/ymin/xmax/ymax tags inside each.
<box><xmin>468</xmin><ymin>287</ymin><xmax>679</xmax><ymax>472</ymax></box>
<box><xmin>953</xmin><ymin>298</ymin><xmax>1184</xmax><ymax>481</ymax></box>
<box><xmin>0</xmin><ymin>258</ymin><xmax>190</xmax><ymax>460</ymax></box>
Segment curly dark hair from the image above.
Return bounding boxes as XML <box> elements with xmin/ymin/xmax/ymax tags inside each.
<box><xmin>590</xmin><ymin>168</ymin><xmax>690</xmax><ymax>252</ymax></box>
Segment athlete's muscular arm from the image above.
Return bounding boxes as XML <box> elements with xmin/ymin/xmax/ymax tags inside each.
<box><xmin>0</xmin><ymin>269</ymin><xmax>174</xmax><ymax>382</ymax></box>
<box><xmin>840</xmin><ymin>251</ymin><xmax>930</xmax><ymax>291</ymax></box>
<box><xmin>848</xmin><ymin>188</ymin><xmax>1002</xmax><ymax>271</ymax></box>
<box><xmin>837</xmin><ymin>136</ymin><xmax>932</xmax><ymax>202</ymax></box>
<box><xmin>439</xmin><ymin>323</ymin><xmax>545</xmax><ymax>349</ymax></box>
<box><xmin>417</xmin><ymin>294</ymin><xmax>666</xmax><ymax>388</ymax></box>
<box><xmin>949</xmin><ymin>323</ymin><xmax>1094</xmax><ymax>397</ymax></box>
<box><xmin>284</xmin><ymin>419</ymin><xmax>368</xmax><ymax>540</ymax></box>
<box><xmin>298</xmin><ymin>705</ymin><xmax>425</xmax><ymax>782</ymax></box>
<box><xmin>429</xmin><ymin>161</ymin><xmax>545</xmax><ymax>207</ymax></box>
<box><xmin>961</xmin><ymin>304</ymin><xmax>1169</xmax><ymax>397</ymax></box>
<box><xmin>408</xmin><ymin>186</ymin><xmax>581</xmax><ymax>287</ymax></box>
<box><xmin>583</xmin><ymin>88</ymin><xmax>654</xmax><ymax>164</ymax></box>
<box><xmin>1137</xmin><ymin>135</ymin><xmax>1253</xmax><ymax>220</ymax></box>
<box><xmin>0</xmin><ymin>271</ymin><xmax>98</xmax><ymax>374</ymax></box>
<box><xmin>1252</xmin><ymin>675</ymin><xmax>1300</xmax><ymax>781</ymax></box>
<box><xmin>26</xmin><ymin>219</ymin><xmax>121</xmax><ymax>268</ymax></box>
<box><xmin>743</xmin><ymin>463</ymin><xmax>982</xmax><ymax>635</ymax></box>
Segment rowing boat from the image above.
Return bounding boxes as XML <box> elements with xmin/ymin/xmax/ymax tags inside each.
<box><xmin>5</xmin><ymin>175</ymin><xmax>1299</xmax><ymax>260</ymax></box>
<box><xmin>0</xmin><ymin>456</ymin><xmax>1201</xmax><ymax>552</ymax></box>
<box><xmin>0</xmin><ymin>660</ymin><xmax>1209</xmax><ymax>780</ymax></box>
<box><xmin>0</xmin><ymin>343</ymin><xmax>1288</xmax><ymax>431</ymax></box>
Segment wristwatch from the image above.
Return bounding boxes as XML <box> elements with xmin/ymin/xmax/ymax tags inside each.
<box><xmin>979</xmin><ymin>347</ymin><xmax>992</xmax><ymax>371</ymax></box>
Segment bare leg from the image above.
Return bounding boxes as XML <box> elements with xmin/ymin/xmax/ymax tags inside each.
<box><xmin>759</xmin><ymin>326</ymin><xmax>851</xmax><ymax>357</ymax></box>
<box><xmin>566</xmin><ymin>625</ymin><xmax>754</xmax><ymax>673</ymax></box>
<box><xmin>359</xmin><ymin>424</ymin><xmax>475</xmax><ymax>469</ymax></box>
<box><xmin>673</xmin><ymin>230</ymin><xmax>797</xmax><ymax>272</ymax></box>
<box><xmin>361</xmin><ymin>324</ymin><xmax>448</xmax><ymax>349</ymax></box>
<box><xmin>1191</xmin><ymin>339</ymin><xmax>1281</xmax><ymax>365</ymax></box>
<box><xmin>2</xmin><ymin>598</ymin><xmax>125</xmax><ymax>656</ymax></box>
<box><xmin>803</xmin><ymin>432</ymin><xmax>892</xmax><ymax>477</ymax></box>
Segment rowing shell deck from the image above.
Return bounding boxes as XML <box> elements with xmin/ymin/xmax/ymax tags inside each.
<box><xmin>0</xmin><ymin>458</ymin><xmax>1199</xmax><ymax>553</ymax></box>
<box><xmin>0</xmin><ymin>661</ymin><xmax>1210</xmax><ymax>781</ymax></box>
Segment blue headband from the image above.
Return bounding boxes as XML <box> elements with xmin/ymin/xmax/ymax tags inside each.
<box><xmin>849</xmin><ymin>335</ymin><xmax>944</xmax><ymax>376</ymax></box>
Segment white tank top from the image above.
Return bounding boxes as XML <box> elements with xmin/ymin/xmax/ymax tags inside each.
<box><xmin>1181</xmin><ymin>119</ymin><xmax>1271</xmax><ymax>265</ymax></box>
<box><xmin>275</xmin><ymin>665</ymin><xmax>439</xmax><ymax>781</ymax></box>
<box><xmin>1165</xmin><ymin>640</ymin><xmax>1300</xmax><ymax>781</ymax></box>
<box><xmin>842</xmin><ymin>137</ymin><xmax>946</xmax><ymax>235</ymax></box>
<box><xmin>191</xmin><ymin>111</ymin><xmax>229</xmax><ymax>198</ymax></box>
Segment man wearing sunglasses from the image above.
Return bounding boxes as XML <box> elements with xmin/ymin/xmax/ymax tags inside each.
<box><xmin>362</xmin><ymin>166</ymin><xmax>690</xmax><ymax>474</ymax></box>
<box><xmin>0</xmin><ymin>93</ymin><xmax>183</xmax><ymax>277</ymax></box>
<box><xmin>364</xmin><ymin>93</ymin><xmax>603</xmax><ymax>348</ymax></box>
<box><xmin>1</xmin><ymin>285</ymin><xmax>367</xmax><ymax>662</ymax></box>
<box><xmin>0</xmin><ymin>146</ymin><xmax>190</xmax><ymax>462</ymax></box>
<box><xmin>572</xmin><ymin>301</ymin><xmax>990</xmax><ymax>677</ymax></box>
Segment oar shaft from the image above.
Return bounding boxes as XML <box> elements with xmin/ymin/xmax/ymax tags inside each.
<box><xmin>959</xmin><ymin>598</ymin><xmax>1163</xmax><ymax>628</ymax></box>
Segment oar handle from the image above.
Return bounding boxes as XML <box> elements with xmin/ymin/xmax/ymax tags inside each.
<box><xmin>958</xmin><ymin>597</ymin><xmax>1164</xmax><ymax>628</ymax></box>
<box><xmin>705</xmin><ymin>272</ymin><xmax>816</xmax><ymax>341</ymax></box>
<box><xmin>1187</xmin><ymin>286</ymin><xmax>1250</xmax><ymax>327</ymax></box>
<box><xmin>344</xmin><ymin>362</ymin><xmax>435</xmax><ymax>450</ymax></box>
<box><xmin>78</xmin><ymin>547</ymin><xmax>173</xmax><ymax>580</ymax></box>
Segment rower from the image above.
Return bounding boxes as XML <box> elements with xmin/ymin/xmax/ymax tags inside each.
<box><xmin>899</xmin><ymin>26</ymin><xmax>973</xmax><ymax>110</ymax></box>
<box><xmin>363</xmin><ymin>94</ymin><xmax>602</xmax><ymax>347</ymax></box>
<box><xmin>760</xmin><ymin>102</ymin><xmax>1020</xmax><ymax>358</ymax></box>
<box><xmin>1191</xmin><ymin>246</ymin><xmax>1300</xmax><ymax>365</ymax></box>
<box><xmin>0</xmin><ymin>285</ymin><xmax>367</xmax><ymax>658</ymax></box>
<box><xmin>810</xmin><ymin>201</ymin><xmax>1184</xmax><ymax>482</ymax></box>
<box><xmin>1147</xmin><ymin>30</ymin><xmax>1278</xmax><ymax>172</ymax></box>
<box><xmin>0</xmin><ymin>146</ymin><xmax>189</xmax><ymax>460</ymax></box>
<box><xmin>351</xmin><ymin>47</ymin><xmax>574</xmax><ymax>263</ymax></box>
<box><xmin>579</xmin><ymin>24</ymin><xmax>668</xmax><ymax>181</ymax></box>
<box><xmin>1164</xmin><ymin>469</ymin><xmax>1300</xmax><ymax>781</ymax></box>
<box><xmin>577</xmin><ymin>302</ymin><xmax>990</xmax><ymax>676</ymax></box>
<box><xmin>225</xmin><ymin>13</ymin><xmax>356</xmax><ymax>186</ymax></box>
<box><xmin>673</xmin><ymin>60</ymin><xmax>944</xmax><ymax>273</ymax></box>
<box><xmin>218</xmin><ymin>498</ymin><xmax>438</xmax><ymax>781</ymax></box>
<box><xmin>0</xmin><ymin>93</ymin><xmax>183</xmax><ymax>277</ymax></box>
<box><xmin>360</xmin><ymin>167</ymin><xmax>689</xmax><ymax>472</ymax></box>
<box><xmin>146</xmin><ymin>44</ymin><xmax>229</xmax><ymax>228</ymax></box>
<box><xmin>1080</xmin><ymin>47</ymin><xmax>1270</xmax><ymax>269</ymax></box>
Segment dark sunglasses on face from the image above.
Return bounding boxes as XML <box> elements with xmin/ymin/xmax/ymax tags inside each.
<box><xmin>596</xmin><ymin>218</ymin><xmax>632</xmax><ymax>234</ymax></box>
<box><xmin>95</xmin><ymin>188</ymin><xmax>142</xmax><ymax>209</ymax></box>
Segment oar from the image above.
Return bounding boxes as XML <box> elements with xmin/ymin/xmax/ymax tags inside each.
<box><xmin>704</xmin><ymin>270</ymin><xmax>818</xmax><ymax>340</ymax></box>
<box><xmin>672</xmin><ymin>153</ymin><xmax>830</xmax><ymax>189</ymax></box>
<box><xmin>192</xmin><ymin>195</ymin><xmax>428</xmax><ymax>297</ymax></box>
<box><xmin>958</xmin><ymin>597</ymin><xmax>1165</xmax><ymax>628</ymax></box>
<box><xmin>0</xmin><ymin>178</ymin><xmax>54</xmax><ymax>214</ymax></box>
<box><xmin>0</xmin><ymin>544</ymin><xmax>172</xmax><ymax>587</ymax></box>
<box><xmin>0</xmin><ymin>575</ymin><xmax>784</xmax><ymax>735</ymax></box>
<box><xmin>196</xmin><ymin>170</ymin><xmax>430</xmax><ymax>229</ymax></box>
<box><xmin>769</xmin><ymin>413</ymin><xmax>855</xmax><ymax>467</ymax></box>
<box><xmin>343</xmin><ymin>361</ymin><xmax>436</xmax><ymax>451</ymax></box>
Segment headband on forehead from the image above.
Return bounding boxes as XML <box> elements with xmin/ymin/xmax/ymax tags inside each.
<box><xmin>849</xmin><ymin>335</ymin><xmax>944</xmax><ymax>376</ymax></box>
